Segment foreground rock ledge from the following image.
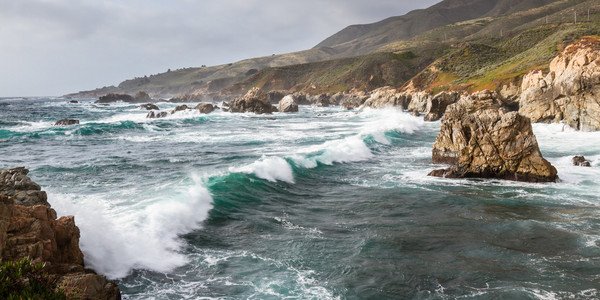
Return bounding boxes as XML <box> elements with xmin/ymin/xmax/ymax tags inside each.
<box><xmin>0</xmin><ymin>167</ymin><xmax>121</xmax><ymax>299</ymax></box>
<box><xmin>429</xmin><ymin>91</ymin><xmax>558</xmax><ymax>182</ymax></box>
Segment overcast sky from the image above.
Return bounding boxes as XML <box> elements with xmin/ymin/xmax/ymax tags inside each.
<box><xmin>0</xmin><ymin>0</ymin><xmax>440</xmax><ymax>96</ymax></box>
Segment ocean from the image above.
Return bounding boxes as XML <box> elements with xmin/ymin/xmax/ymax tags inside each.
<box><xmin>1</xmin><ymin>97</ymin><xmax>599</xmax><ymax>299</ymax></box>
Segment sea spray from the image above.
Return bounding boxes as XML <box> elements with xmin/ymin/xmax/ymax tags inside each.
<box><xmin>230</xmin><ymin>156</ymin><xmax>295</xmax><ymax>183</ymax></box>
<box><xmin>49</xmin><ymin>175</ymin><xmax>213</xmax><ymax>279</ymax></box>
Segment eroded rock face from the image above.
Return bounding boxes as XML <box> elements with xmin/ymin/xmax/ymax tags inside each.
<box><xmin>311</xmin><ymin>94</ymin><xmax>330</xmax><ymax>107</ymax></box>
<box><xmin>519</xmin><ymin>36</ymin><xmax>600</xmax><ymax>131</ymax></box>
<box><xmin>424</xmin><ymin>91</ymin><xmax>461</xmax><ymax>121</ymax></box>
<box><xmin>278</xmin><ymin>95</ymin><xmax>299</xmax><ymax>112</ymax></box>
<box><xmin>54</xmin><ymin>119</ymin><xmax>80</xmax><ymax>126</ymax></box>
<box><xmin>0</xmin><ymin>167</ymin><xmax>49</xmax><ymax>207</ymax></box>
<box><xmin>361</xmin><ymin>86</ymin><xmax>402</xmax><ymax>109</ymax></box>
<box><xmin>134</xmin><ymin>91</ymin><xmax>152</xmax><ymax>103</ymax></box>
<box><xmin>340</xmin><ymin>93</ymin><xmax>368</xmax><ymax>110</ymax></box>
<box><xmin>429</xmin><ymin>90</ymin><xmax>558</xmax><ymax>182</ymax></box>
<box><xmin>407</xmin><ymin>91</ymin><xmax>431</xmax><ymax>113</ymax></box>
<box><xmin>229</xmin><ymin>87</ymin><xmax>274</xmax><ymax>114</ymax></box>
<box><xmin>0</xmin><ymin>168</ymin><xmax>120</xmax><ymax>299</ymax></box>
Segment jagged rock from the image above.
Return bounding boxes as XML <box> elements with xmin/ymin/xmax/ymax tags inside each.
<box><xmin>429</xmin><ymin>90</ymin><xmax>558</xmax><ymax>182</ymax></box>
<box><xmin>361</xmin><ymin>86</ymin><xmax>402</xmax><ymax>109</ymax></box>
<box><xmin>266</xmin><ymin>90</ymin><xmax>288</xmax><ymax>104</ymax></box>
<box><xmin>407</xmin><ymin>91</ymin><xmax>431</xmax><ymax>113</ymax></box>
<box><xmin>519</xmin><ymin>36</ymin><xmax>600</xmax><ymax>131</ymax></box>
<box><xmin>278</xmin><ymin>95</ymin><xmax>299</xmax><ymax>112</ymax></box>
<box><xmin>139</xmin><ymin>103</ymin><xmax>159</xmax><ymax>110</ymax></box>
<box><xmin>146</xmin><ymin>111</ymin><xmax>168</xmax><ymax>119</ymax></box>
<box><xmin>229</xmin><ymin>87</ymin><xmax>274</xmax><ymax>114</ymax></box>
<box><xmin>424</xmin><ymin>91</ymin><xmax>461</xmax><ymax>121</ymax></box>
<box><xmin>572</xmin><ymin>156</ymin><xmax>591</xmax><ymax>167</ymax></box>
<box><xmin>290</xmin><ymin>92</ymin><xmax>311</xmax><ymax>105</ymax></box>
<box><xmin>170</xmin><ymin>94</ymin><xmax>203</xmax><ymax>102</ymax></box>
<box><xmin>97</xmin><ymin>93</ymin><xmax>134</xmax><ymax>103</ymax></box>
<box><xmin>194</xmin><ymin>103</ymin><xmax>216</xmax><ymax>114</ymax></box>
<box><xmin>134</xmin><ymin>91</ymin><xmax>152</xmax><ymax>102</ymax></box>
<box><xmin>0</xmin><ymin>167</ymin><xmax>49</xmax><ymax>207</ymax></box>
<box><xmin>311</xmin><ymin>94</ymin><xmax>330</xmax><ymax>107</ymax></box>
<box><xmin>54</xmin><ymin>119</ymin><xmax>79</xmax><ymax>126</ymax></box>
<box><xmin>170</xmin><ymin>104</ymin><xmax>189</xmax><ymax>114</ymax></box>
<box><xmin>0</xmin><ymin>168</ymin><xmax>121</xmax><ymax>299</ymax></box>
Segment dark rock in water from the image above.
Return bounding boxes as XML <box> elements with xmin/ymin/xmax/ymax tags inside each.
<box><xmin>134</xmin><ymin>91</ymin><xmax>152</xmax><ymax>102</ymax></box>
<box><xmin>97</xmin><ymin>93</ymin><xmax>135</xmax><ymax>103</ymax></box>
<box><xmin>146</xmin><ymin>111</ymin><xmax>168</xmax><ymax>119</ymax></box>
<box><xmin>311</xmin><ymin>94</ymin><xmax>330</xmax><ymax>107</ymax></box>
<box><xmin>429</xmin><ymin>90</ymin><xmax>558</xmax><ymax>183</ymax></box>
<box><xmin>412</xmin><ymin>110</ymin><xmax>420</xmax><ymax>117</ymax></box>
<box><xmin>194</xmin><ymin>103</ymin><xmax>215</xmax><ymax>114</ymax></box>
<box><xmin>572</xmin><ymin>156</ymin><xmax>592</xmax><ymax>167</ymax></box>
<box><xmin>69</xmin><ymin>100</ymin><xmax>79</xmax><ymax>104</ymax></box>
<box><xmin>229</xmin><ymin>88</ymin><xmax>274</xmax><ymax>114</ymax></box>
<box><xmin>170</xmin><ymin>104</ymin><xmax>189</xmax><ymax>114</ymax></box>
<box><xmin>290</xmin><ymin>92</ymin><xmax>311</xmax><ymax>105</ymax></box>
<box><xmin>170</xmin><ymin>94</ymin><xmax>203</xmax><ymax>102</ymax></box>
<box><xmin>340</xmin><ymin>93</ymin><xmax>368</xmax><ymax>110</ymax></box>
<box><xmin>0</xmin><ymin>167</ymin><xmax>50</xmax><ymax>207</ymax></box>
<box><xmin>139</xmin><ymin>103</ymin><xmax>159</xmax><ymax>110</ymax></box>
<box><xmin>54</xmin><ymin>119</ymin><xmax>79</xmax><ymax>126</ymax></box>
<box><xmin>278</xmin><ymin>95</ymin><xmax>298</xmax><ymax>112</ymax></box>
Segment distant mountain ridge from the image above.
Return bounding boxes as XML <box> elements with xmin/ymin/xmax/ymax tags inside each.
<box><xmin>315</xmin><ymin>0</ymin><xmax>561</xmax><ymax>57</ymax></box>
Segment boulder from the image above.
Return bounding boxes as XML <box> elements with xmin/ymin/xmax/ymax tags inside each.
<box><xmin>0</xmin><ymin>167</ymin><xmax>49</xmax><ymax>207</ymax></box>
<box><xmin>228</xmin><ymin>87</ymin><xmax>274</xmax><ymax>114</ymax></box>
<box><xmin>266</xmin><ymin>90</ymin><xmax>288</xmax><ymax>104</ymax></box>
<box><xmin>361</xmin><ymin>86</ymin><xmax>402</xmax><ymax>109</ymax></box>
<box><xmin>423</xmin><ymin>91</ymin><xmax>461</xmax><ymax>121</ymax></box>
<box><xmin>97</xmin><ymin>93</ymin><xmax>134</xmax><ymax>103</ymax></box>
<box><xmin>278</xmin><ymin>95</ymin><xmax>299</xmax><ymax>112</ymax></box>
<box><xmin>146</xmin><ymin>111</ymin><xmax>168</xmax><ymax>119</ymax></box>
<box><xmin>54</xmin><ymin>119</ymin><xmax>79</xmax><ymax>126</ymax></box>
<box><xmin>519</xmin><ymin>36</ymin><xmax>600</xmax><ymax>131</ymax></box>
<box><xmin>0</xmin><ymin>168</ymin><xmax>121</xmax><ymax>299</ymax></box>
<box><xmin>429</xmin><ymin>90</ymin><xmax>558</xmax><ymax>182</ymax></box>
<box><xmin>139</xmin><ymin>103</ymin><xmax>159</xmax><ymax>110</ymax></box>
<box><xmin>194</xmin><ymin>103</ymin><xmax>216</xmax><ymax>114</ymax></box>
<box><xmin>311</xmin><ymin>94</ymin><xmax>330</xmax><ymax>107</ymax></box>
<box><xmin>134</xmin><ymin>91</ymin><xmax>152</xmax><ymax>102</ymax></box>
<box><xmin>407</xmin><ymin>91</ymin><xmax>431</xmax><ymax>113</ymax></box>
<box><xmin>69</xmin><ymin>100</ymin><xmax>79</xmax><ymax>104</ymax></box>
<box><xmin>170</xmin><ymin>104</ymin><xmax>189</xmax><ymax>114</ymax></box>
<box><xmin>572</xmin><ymin>155</ymin><xmax>591</xmax><ymax>167</ymax></box>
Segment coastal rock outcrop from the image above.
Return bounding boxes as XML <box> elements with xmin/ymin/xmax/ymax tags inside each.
<box><xmin>572</xmin><ymin>155</ymin><xmax>591</xmax><ymax>167</ymax></box>
<box><xmin>54</xmin><ymin>119</ymin><xmax>80</xmax><ymax>126</ymax></box>
<box><xmin>0</xmin><ymin>168</ymin><xmax>120</xmax><ymax>299</ymax></box>
<box><xmin>0</xmin><ymin>167</ymin><xmax>50</xmax><ymax>207</ymax></box>
<box><xmin>340</xmin><ymin>93</ymin><xmax>369</xmax><ymax>110</ymax></box>
<box><xmin>361</xmin><ymin>86</ymin><xmax>402</xmax><ymax>109</ymax></box>
<box><xmin>194</xmin><ymin>103</ymin><xmax>216</xmax><ymax>114</ymax></box>
<box><xmin>170</xmin><ymin>104</ymin><xmax>189</xmax><ymax>114</ymax></box>
<box><xmin>423</xmin><ymin>91</ymin><xmax>461</xmax><ymax>121</ymax></box>
<box><xmin>311</xmin><ymin>94</ymin><xmax>330</xmax><ymax>107</ymax></box>
<box><xmin>146</xmin><ymin>111</ymin><xmax>168</xmax><ymax>119</ymax></box>
<box><xmin>519</xmin><ymin>36</ymin><xmax>600</xmax><ymax>131</ymax></box>
<box><xmin>139</xmin><ymin>103</ymin><xmax>159</xmax><ymax>110</ymax></box>
<box><xmin>228</xmin><ymin>87</ymin><xmax>274</xmax><ymax>114</ymax></box>
<box><xmin>429</xmin><ymin>90</ymin><xmax>558</xmax><ymax>182</ymax></box>
<box><xmin>278</xmin><ymin>95</ymin><xmax>299</xmax><ymax>112</ymax></box>
<box><xmin>96</xmin><ymin>93</ymin><xmax>135</xmax><ymax>103</ymax></box>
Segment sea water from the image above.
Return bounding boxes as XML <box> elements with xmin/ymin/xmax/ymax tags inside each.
<box><xmin>1</xmin><ymin>97</ymin><xmax>599</xmax><ymax>299</ymax></box>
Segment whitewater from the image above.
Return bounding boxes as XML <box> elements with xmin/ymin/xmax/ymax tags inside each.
<box><xmin>1</xmin><ymin>98</ymin><xmax>599</xmax><ymax>299</ymax></box>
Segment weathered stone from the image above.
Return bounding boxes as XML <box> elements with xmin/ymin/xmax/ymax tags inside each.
<box><xmin>134</xmin><ymin>91</ymin><xmax>152</xmax><ymax>102</ymax></box>
<box><xmin>572</xmin><ymin>155</ymin><xmax>592</xmax><ymax>167</ymax></box>
<box><xmin>340</xmin><ymin>94</ymin><xmax>369</xmax><ymax>110</ymax></box>
<box><xmin>361</xmin><ymin>86</ymin><xmax>402</xmax><ymax>109</ymax></box>
<box><xmin>407</xmin><ymin>91</ymin><xmax>431</xmax><ymax>113</ymax></box>
<box><xmin>69</xmin><ymin>100</ymin><xmax>79</xmax><ymax>104</ymax></box>
<box><xmin>519</xmin><ymin>37</ymin><xmax>600</xmax><ymax>131</ymax></box>
<box><xmin>278</xmin><ymin>95</ymin><xmax>299</xmax><ymax>112</ymax></box>
<box><xmin>54</xmin><ymin>119</ymin><xmax>80</xmax><ymax>126</ymax></box>
<box><xmin>97</xmin><ymin>93</ymin><xmax>134</xmax><ymax>103</ymax></box>
<box><xmin>229</xmin><ymin>87</ymin><xmax>274</xmax><ymax>114</ymax></box>
<box><xmin>194</xmin><ymin>103</ymin><xmax>215</xmax><ymax>114</ymax></box>
<box><xmin>311</xmin><ymin>94</ymin><xmax>330</xmax><ymax>107</ymax></box>
<box><xmin>429</xmin><ymin>90</ymin><xmax>558</xmax><ymax>182</ymax></box>
<box><xmin>0</xmin><ymin>167</ymin><xmax>49</xmax><ymax>207</ymax></box>
<box><xmin>139</xmin><ymin>103</ymin><xmax>159</xmax><ymax>110</ymax></box>
<box><xmin>146</xmin><ymin>111</ymin><xmax>168</xmax><ymax>119</ymax></box>
<box><xmin>266</xmin><ymin>90</ymin><xmax>288</xmax><ymax>104</ymax></box>
<box><xmin>170</xmin><ymin>104</ymin><xmax>189</xmax><ymax>114</ymax></box>
<box><xmin>423</xmin><ymin>91</ymin><xmax>461</xmax><ymax>121</ymax></box>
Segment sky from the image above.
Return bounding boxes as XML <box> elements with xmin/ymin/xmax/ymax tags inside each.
<box><xmin>0</xmin><ymin>0</ymin><xmax>440</xmax><ymax>97</ymax></box>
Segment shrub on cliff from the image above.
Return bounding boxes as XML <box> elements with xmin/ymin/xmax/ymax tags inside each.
<box><xmin>0</xmin><ymin>258</ymin><xmax>66</xmax><ymax>300</ymax></box>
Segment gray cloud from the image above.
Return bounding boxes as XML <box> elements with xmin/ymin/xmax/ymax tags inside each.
<box><xmin>0</xmin><ymin>0</ymin><xmax>439</xmax><ymax>96</ymax></box>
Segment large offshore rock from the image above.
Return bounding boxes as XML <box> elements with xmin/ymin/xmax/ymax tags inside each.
<box><xmin>229</xmin><ymin>87</ymin><xmax>274</xmax><ymax>114</ymax></box>
<box><xmin>278</xmin><ymin>95</ymin><xmax>299</xmax><ymax>112</ymax></box>
<box><xmin>194</xmin><ymin>103</ymin><xmax>216</xmax><ymax>114</ymax></box>
<box><xmin>429</xmin><ymin>90</ymin><xmax>558</xmax><ymax>182</ymax></box>
<box><xmin>519</xmin><ymin>36</ymin><xmax>600</xmax><ymax>131</ymax></box>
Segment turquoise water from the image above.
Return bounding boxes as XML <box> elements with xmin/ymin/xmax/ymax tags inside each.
<box><xmin>1</xmin><ymin>97</ymin><xmax>599</xmax><ymax>299</ymax></box>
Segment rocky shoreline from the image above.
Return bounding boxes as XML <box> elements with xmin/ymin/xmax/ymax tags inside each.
<box><xmin>0</xmin><ymin>167</ymin><xmax>121</xmax><ymax>299</ymax></box>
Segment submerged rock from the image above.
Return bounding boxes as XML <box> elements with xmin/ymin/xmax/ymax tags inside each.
<box><xmin>0</xmin><ymin>168</ymin><xmax>121</xmax><ymax>299</ymax></box>
<box><xmin>572</xmin><ymin>156</ymin><xmax>592</xmax><ymax>167</ymax></box>
<box><xmin>429</xmin><ymin>90</ymin><xmax>558</xmax><ymax>182</ymax></box>
<box><xmin>278</xmin><ymin>95</ymin><xmax>299</xmax><ymax>112</ymax></box>
<box><xmin>54</xmin><ymin>118</ymin><xmax>79</xmax><ymax>126</ymax></box>
<box><xmin>229</xmin><ymin>87</ymin><xmax>274</xmax><ymax>114</ymax></box>
<box><xmin>146</xmin><ymin>111</ymin><xmax>168</xmax><ymax>119</ymax></box>
<box><xmin>69</xmin><ymin>100</ymin><xmax>79</xmax><ymax>104</ymax></box>
<box><xmin>139</xmin><ymin>103</ymin><xmax>159</xmax><ymax>110</ymax></box>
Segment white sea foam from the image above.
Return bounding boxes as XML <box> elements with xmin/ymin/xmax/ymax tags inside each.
<box><xmin>358</xmin><ymin>107</ymin><xmax>424</xmax><ymax>144</ymax></box>
<box><xmin>230</xmin><ymin>156</ymin><xmax>295</xmax><ymax>183</ymax></box>
<box><xmin>292</xmin><ymin>135</ymin><xmax>374</xmax><ymax>168</ymax></box>
<box><xmin>49</xmin><ymin>175</ymin><xmax>213</xmax><ymax>279</ymax></box>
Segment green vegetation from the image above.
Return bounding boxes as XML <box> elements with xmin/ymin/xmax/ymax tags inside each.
<box><xmin>0</xmin><ymin>258</ymin><xmax>66</xmax><ymax>300</ymax></box>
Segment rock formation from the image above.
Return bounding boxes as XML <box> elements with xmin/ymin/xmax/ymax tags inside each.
<box><xmin>572</xmin><ymin>155</ymin><xmax>591</xmax><ymax>167</ymax></box>
<box><xmin>266</xmin><ymin>90</ymin><xmax>287</xmax><ymax>104</ymax></box>
<box><xmin>228</xmin><ymin>88</ymin><xmax>274</xmax><ymax>114</ymax></box>
<box><xmin>423</xmin><ymin>91</ymin><xmax>461</xmax><ymax>121</ymax></box>
<box><xmin>146</xmin><ymin>111</ymin><xmax>168</xmax><ymax>119</ymax></box>
<box><xmin>519</xmin><ymin>36</ymin><xmax>600</xmax><ymax>131</ymax></box>
<box><xmin>139</xmin><ymin>103</ymin><xmax>159</xmax><ymax>110</ymax></box>
<box><xmin>0</xmin><ymin>167</ymin><xmax>120</xmax><ymax>299</ymax></box>
<box><xmin>278</xmin><ymin>95</ymin><xmax>299</xmax><ymax>112</ymax></box>
<box><xmin>194</xmin><ymin>103</ymin><xmax>216</xmax><ymax>114</ymax></box>
<box><xmin>340</xmin><ymin>93</ymin><xmax>369</xmax><ymax>110</ymax></box>
<box><xmin>429</xmin><ymin>90</ymin><xmax>558</xmax><ymax>182</ymax></box>
<box><xmin>0</xmin><ymin>167</ymin><xmax>50</xmax><ymax>207</ymax></box>
<box><xmin>361</xmin><ymin>86</ymin><xmax>402</xmax><ymax>109</ymax></box>
<box><xmin>170</xmin><ymin>104</ymin><xmax>189</xmax><ymax>114</ymax></box>
<box><xmin>54</xmin><ymin>119</ymin><xmax>80</xmax><ymax>126</ymax></box>
<box><xmin>311</xmin><ymin>94</ymin><xmax>330</xmax><ymax>107</ymax></box>
<box><xmin>96</xmin><ymin>93</ymin><xmax>135</xmax><ymax>103</ymax></box>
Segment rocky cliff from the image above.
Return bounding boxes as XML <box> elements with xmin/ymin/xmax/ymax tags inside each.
<box><xmin>429</xmin><ymin>90</ymin><xmax>558</xmax><ymax>182</ymax></box>
<box><xmin>519</xmin><ymin>36</ymin><xmax>600</xmax><ymax>131</ymax></box>
<box><xmin>0</xmin><ymin>167</ymin><xmax>120</xmax><ymax>300</ymax></box>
